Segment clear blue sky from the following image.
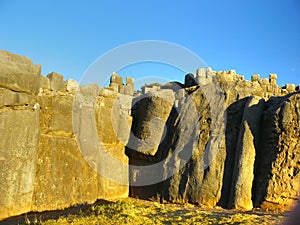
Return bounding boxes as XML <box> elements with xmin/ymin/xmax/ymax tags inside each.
<box><xmin>0</xmin><ymin>0</ymin><xmax>299</xmax><ymax>88</ymax></box>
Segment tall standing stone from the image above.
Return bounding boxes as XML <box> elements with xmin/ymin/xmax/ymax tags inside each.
<box><xmin>0</xmin><ymin>107</ymin><xmax>40</xmax><ymax>219</ymax></box>
<box><xmin>229</xmin><ymin>96</ymin><xmax>265</xmax><ymax>210</ymax></box>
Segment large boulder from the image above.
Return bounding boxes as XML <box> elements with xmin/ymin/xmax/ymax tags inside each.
<box><xmin>0</xmin><ymin>106</ymin><xmax>40</xmax><ymax>219</ymax></box>
<box><xmin>127</xmin><ymin>90</ymin><xmax>175</xmax><ymax>156</ymax></box>
<box><xmin>158</xmin><ymin>84</ymin><xmax>226</xmax><ymax>206</ymax></box>
<box><xmin>0</xmin><ymin>50</ymin><xmax>41</xmax><ymax>95</ymax></box>
<box><xmin>47</xmin><ymin>72</ymin><xmax>64</xmax><ymax>92</ymax></box>
<box><xmin>33</xmin><ymin>135</ymin><xmax>99</xmax><ymax>212</ymax></box>
<box><xmin>253</xmin><ymin>92</ymin><xmax>300</xmax><ymax>211</ymax></box>
<box><xmin>228</xmin><ymin>96</ymin><xmax>265</xmax><ymax>210</ymax></box>
<box><xmin>0</xmin><ymin>88</ymin><xmax>36</xmax><ymax>107</ymax></box>
<box><xmin>126</xmin><ymin>78</ymin><xmax>300</xmax><ymax>212</ymax></box>
<box><xmin>38</xmin><ymin>95</ymin><xmax>74</xmax><ymax>136</ymax></box>
<box><xmin>73</xmin><ymin>87</ymin><xmax>130</xmax><ymax>201</ymax></box>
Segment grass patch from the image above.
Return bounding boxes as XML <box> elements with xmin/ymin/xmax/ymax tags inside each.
<box><xmin>17</xmin><ymin>198</ymin><xmax>285</xmax><ymax>225</ymax></box>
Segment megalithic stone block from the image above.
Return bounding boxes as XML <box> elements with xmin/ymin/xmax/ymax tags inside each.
<box><xmin>251</xmin><ymin>74</ymin><xmax>260</xmax><ymax>82</ymax></box>
<box><xmin>0</xmin><ymin>50</ymin><xmax>41</xmax><ymax>95</ymax></box>
<box><xmin>285</xmin><ymin>84</ymin><xmax>296</xmax><ymax>93</ymax></box>
<box><xmin>126</xmin><ymin>77</ymin><xmax>134</xmax><ymax>85</ymax></box>
<box><xmin>229</xmin><ymin>96</ymin><xmax>265</xmax><ymax>210</ymax></box>
<box><xmin>124</xmin><ymin>84</ymin><xmax>134</xmax><ymax>95</ymax></box>
<box><xmin>47</xmin><ymin>72</ymin><xmax>65</xmax><ymax>92</ymax></box>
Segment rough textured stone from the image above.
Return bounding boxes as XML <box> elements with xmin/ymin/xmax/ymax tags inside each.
<box><xmin>127</xmin><ymin>90</ymin><xmax>174</xmax><ymax>157</ymax></box>
<box><xmin>127</xmin><ymin>73</ymin><xmax>299</xmax><ymax>212</ymax></box>
<box><xmin>0</xmin><ymin>107</ymin><xmax>40</xmax><ymax>219</ymax></box>
<box><xmin>73</xmin><ymin>88</ymin><xmax>129</xmax><ymax>201</ymax></box>
<box><xmin>124</xmin><ymin>84</ymin><xmax>134</xmax><ymax>95</ymax></box>
<box><xmin>126</xmin><ymin>77</ymin><xmax>134</xmax><ymax>85</ymax></box>
<box><xmin>184</xmin><ymin>73</ymin><xmax>198</xmax><ymax>86</ymax></box>
<box><xmin>285</xmin><ymin>84</ymin><xmax>296</xmax><ymax>93</ymax></box>
<box><xmin>40</xmin><ymin>75</ymin><xmax>50</xmax><ymax>90</ymax></box>
<box><xmin>218</xmin><ymin>98</ymin><xmax>249</xmax><ymax>208</ymax></box>
<box><xmin>0</xmin><ymin>88</ymin><xmax>36</xmax><ymax>107</ymax></box>
<box><xmin>229</xmin><ymin>96</ymin><xmax>265</xmax><ymax>210</ymax></box>
<box><xmin>79</xmin><ymin>83</ymin><xmax>100</xmax><ymax>96</ymax></box>
<box><xmin>38</xmin><ymin>95</ymin><xmax>74</xmax><ymax>136</ymax></box>
<box><xmin>47</xmin><ymin>72</ymin><xmax>64</xmax><ymax>92</ymax></box>
<box><xmin>66</xmin><ymin>79</ymin><xmax>79</xmax><ymax>94</ymax></box>
<box><xmin>158</xmin><ymin>84</ymin><xmax>226</xmax><ymax>206</ymax></box>
<box><xmin>33</xmin><ymin>135</ymin><xmax>99</xmax><ymax>212</ymax></box>
<box><xmin>216</xmin><ymin>71</ymin><xmax>234</xmax><ymax>83</ymax></box>
<box><xmin>253</xmin><ymin>93</ymin><xmax>300</xmax><ymax>211</ymax></box>
<box><xmin>269</xmin><ymin>74</ymin><xmax>277</xmax><ymax>80</ymax></box>
<box><xmin>0</xmin><ymin>50</ymin><xmax>41</xmax><ymax>95</ymax></box>
<box><xmin>251</xmin><ymin>74</ymin><xmax>260</xmax><ymax>82</ymax></box>
<box><xmin>1</xmin><ymin>51</ymin><xmax>300</xmax><ymax>221</ymax></box>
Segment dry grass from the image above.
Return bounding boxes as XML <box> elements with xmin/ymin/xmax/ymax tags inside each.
<box><xmin>16</xmin><ymin>198</ymin><xmax>285</xmax><ymax>225</ymax></box>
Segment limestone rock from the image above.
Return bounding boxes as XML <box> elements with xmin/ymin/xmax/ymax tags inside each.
<box><xmin>127</xmin><ymin>90</ymin><xmax>175</xmax><ymax>157</ymax></box>
<box><xmin>95</xmin><ymin>93</ymin><xmax>132</xmax><ymax>145</ymax></box>
<box><xmin>158</xmin><ymin>84</ymin><xmax>226</xmax><ymax>206</ymax></box>
<box><xmin>285</xmin><ymin>84</ymin><xmax>296</xmax><ymax>93</ymax></box>
<box><xmin>47</xmin><ymin>72</ymin><xmax>64</xmax><ymax>92</ymax></box>
<box><xmin>1</xmin><ymin>51</ymin><xmax>300</xmax><ymax>221</ymax></box>
<box><xmin>73</xmin><ymin>89</ymin><xmax>129</xmax><ymax>201</ymax></box>
<box><xmin>229</xmin><ymin>96</ymin><xmax>265</xmax><ymax>210</ymax></box>
<box><xmin>40</xmin><ymin>75</ymin><xmax>50</xmax><ymax>90</ymax></box>
<box><xmin>79</xmin><ymin>83</ymin><xmax>100</xmax><ymax>96</ymax></box>
<box><xmin>0</xmin><ymin>107</ymin><xmax>40</xmax><ymax>219</ymax></box>
<box><xmin>218</xmin><ymin>98</ymin><xmax>249</xmax><ymax>208</ymax></box>
<box><xmin>66</xmin><ymin>79</ymin><xmax>79</xmax><ymax>94</ymax></box>
<box><xmin>253</xmin><ymin>92</ymin><xmax>300</xmax><ymax>211</ymax></box>
<box><xmin>33</xmin><ymin>135</ymin><xmax>99</xmax><ymax>211</ymax></box>
<box><xmin>38</xmin><ymin>95</ymin><xmax>74</xmax><ymax>136</ymax></box>
<box><xmin>0</xmin><ymin>88</ymin><xmax>36</xmax><ymax>107</ymax></box>
<box><xmin>0</xmin><ymin>50</ymin><xmax>41</xmax><ymax>95</ymax></box>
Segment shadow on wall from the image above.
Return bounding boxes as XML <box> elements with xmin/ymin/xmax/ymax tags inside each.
<box><xmin>252</xmin><ymin>93</ymin><xmax>299</xmax><ymax>208</ymax></box>
<box><xmin>125</xmin><ymin>97</ymin><xmax>180</xmax><ymax>200</ymax></box>
<box><xmin>219</xmin><ymin>93</ymin><xmax>299</xmax><ymax>209</ymax></box>
<box><xmin>218</xmin><ymin>97</ymin><xmax>269</xmax><ymax>209</ymax></box>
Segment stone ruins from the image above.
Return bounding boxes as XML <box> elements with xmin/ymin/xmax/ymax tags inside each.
<box><xmin>0</xmin><ymin>50</ymin><xmax>299</xmax><ymax>221</ymax></box>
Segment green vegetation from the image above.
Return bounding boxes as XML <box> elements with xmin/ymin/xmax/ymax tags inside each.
<box><xmin>22</xmin><ymin>198</ymin><xmax>284</xmax><ymax>225</ymax></box>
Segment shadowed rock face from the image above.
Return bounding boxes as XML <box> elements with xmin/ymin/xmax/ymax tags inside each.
<box><xmin>0</xmin><ymin>50</ymin><xmax>299</xmax><ymax>220</ymax></box>
<box><xmin>253</xmin><ymin>93</ymin><xmax>300</xmax><ymax>211</ymax></box>
<box><xmin>128</xmin><ymin>75</ymin><xmax>300</xmax><ymax>212</ymax></box>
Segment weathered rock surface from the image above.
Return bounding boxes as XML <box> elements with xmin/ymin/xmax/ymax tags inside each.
<box><xmin>0</xmin><ymin>106</ymin><xmax>40</xmax><ymax>218</ymax></box>
<box><xmin>0</xmin><ymin>51</ymin><xmax>131</xmax><ymax>220</ymax></box>
<box><xmin>127</xmin><ymin>90</ymin><xmax>175</xmax><ymax>156</ymax></box>
<box><xmin>0</xmin><ymin>50</ymin><xmax>300</xmax><ymax>221</ymax></box>
<box><xmin>229</xmin><ymin>96</ymin><xmax>265</xmax><ymax>210</ymax></box>
<box><xmin>128</xmin><ymin>71</ymin><xmax>300</xmax><ymax>212</ymax></box>
<box><xmin>33</xmin><ymin>135</ymin><xmax>99</xmax><ymax>211</ymax></box>
<box><xmin>253</xmin><ymin>92</ymin><xmax>300</xmax><ymax>211</ymax></box>
<box><xmin>0</xmin><ymin>88</ymin><xmax>36</xmax><ymax>107</ymax></box>
<box><xmin>0</xmin><ymin>50</ymin><xmax>41</xmax><ymax>95</ymax></box>
<box><xmin>47</xmin><ymin>72</ymin><xmax>65</xmax><ymax>92</ymax></box>
<box><xmin>158</xmin><ymin>85</ymin><xmax>226</xmax><ymax>206</ymax></box>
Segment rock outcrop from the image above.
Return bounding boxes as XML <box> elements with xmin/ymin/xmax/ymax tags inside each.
<box><xmin>0</xmin><ymin>50</ymin><xmax>299</xmax><ymax>220</ymax></box>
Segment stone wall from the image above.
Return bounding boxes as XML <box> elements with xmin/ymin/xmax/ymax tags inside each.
<box><xmin>0</xmin><ymin>50</ymin><xmax>299</xmax><ymax>221</ymax></box>
<box><xmin>128</xmin><ymin>68</ymin><xmax>300</xmax><ymax>212</ymax></box>
<box><xmin>107</xmin><ymin>72</ymin><xmax>134</xmax><ymax>95</ymax></box>
<box><xmin>187</xmin><ymin>67</ymin><xmax>298</xmax><ymax>99</ymax></box>
<box><xmin>0</xmin><ymin>50</ymin><xmax>131</xmax><ymax>220</ymax></box>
